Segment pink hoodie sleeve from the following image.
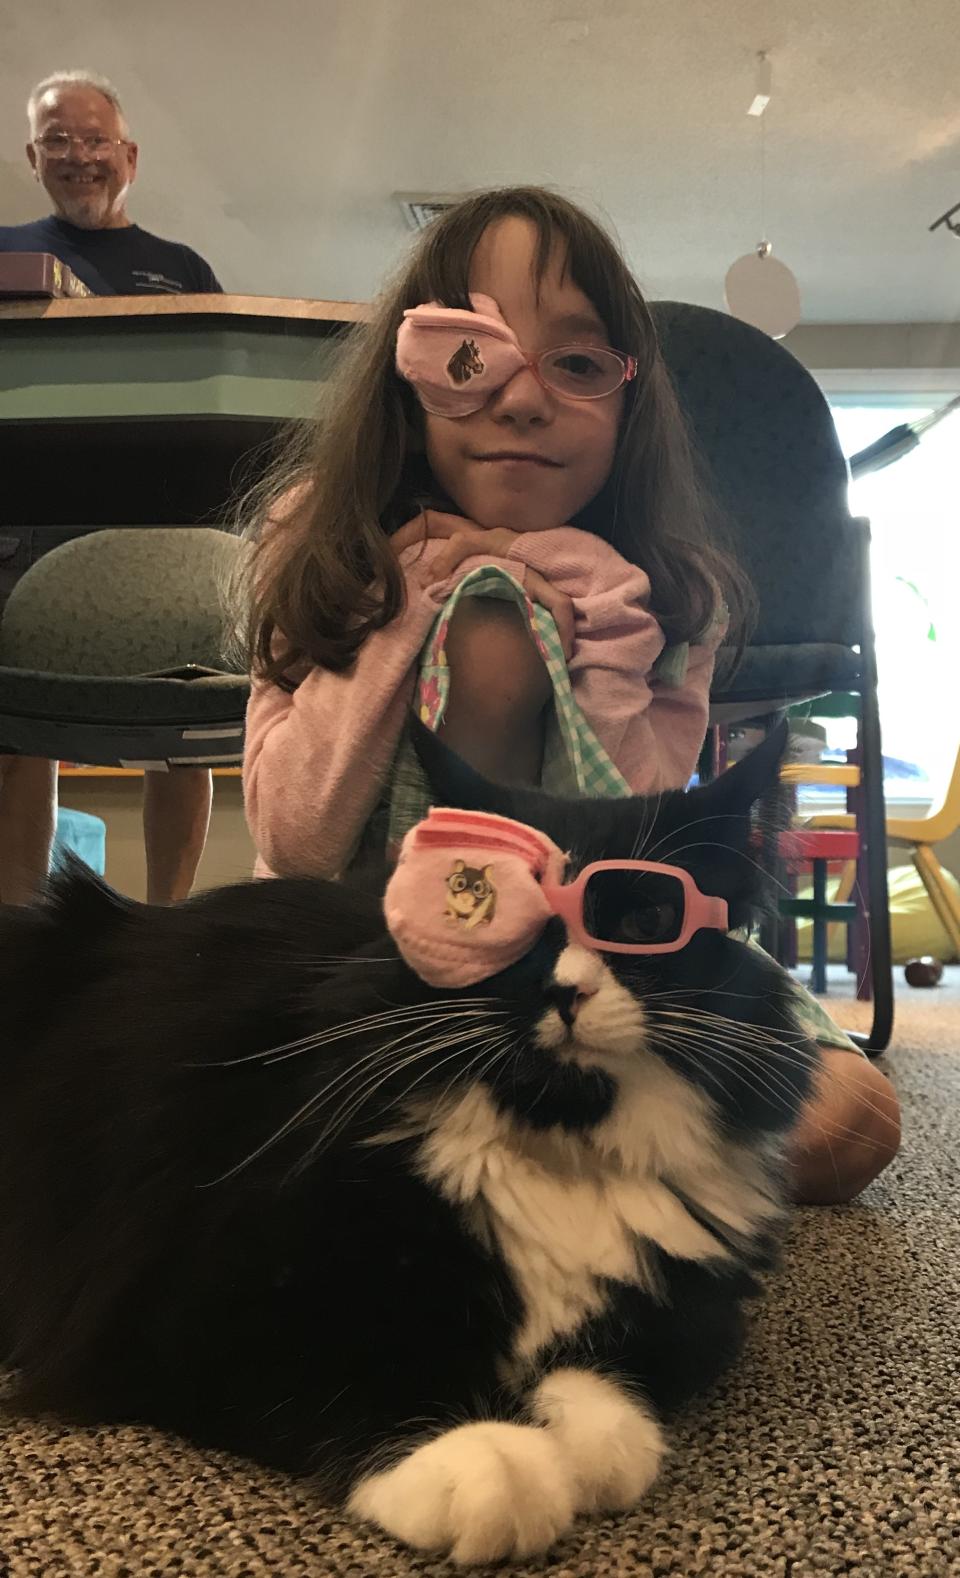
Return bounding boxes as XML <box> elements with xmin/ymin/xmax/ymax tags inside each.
<box><xmin>244</xmin><ymin>539</ymin><xmax>530</xmax><ymax>878</ymax></box>
<box><xmin>643</xmin><ymin>629</ymin><xmax>722</xmax><ymax>787</ymax></box>
<box><xmin>244</xmin><ymin>524</ymin><xmax>718</xmax><ymax>878</ymax></box>
<box><xmin>510</xmin><ymin>529</ymin><xmax>717</xmax><ymax>793</ymax></box>
<box><xmin>243</xmin><ymin>569</ymin><xmax>437</xmax><ymax>879</ymax></box>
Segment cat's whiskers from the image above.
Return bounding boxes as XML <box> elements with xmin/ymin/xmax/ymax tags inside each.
<box><xmin>638</xmin><ymin>980</ymin><xmax>802</xmax><ymax>1009</ymax></box>
<box><xmin>262</xmin><ymin>1005</ymin><xmax>503</xmax><ymax>1070</ymax></box>
<box><xmin>646</xmin><ymin>1027</ymin><xmax>802</xmax><ymax>1120</ymax></box>
<box><xmin>305</xmin><ymin>1026</ymin><xmax>504</xmax><ymax>1151</ymax></box>
<box><xmin>300</xmin><ymin>1024</ymin><xmax>518</xmax><ymax>1170</ymax></box>
<box><xmin>645</xmin><ymin>1004</ymin><xmax>817</xmax><ymax>1058</ymax></box>
<box><xmin>635</xmin><ymin>984</ymin><xmax>809</xmax><ymax>1026</ymax></box>
<box><xmin>677</xmin><ymin>1035</ymin><xmax>813</xmax><ymax>1117</ymax></box>
<box><xmin>641</xmin><ymin>1007</ymin><xmax>819</xmax><ymax>1108</ymax></box>
<box><xmin>195</xmin><ymin>1005</ymin><xmax>437</xmax><ymax>1069</ymax></box>
<box><xmin>652</xmin><ymin>1025</ymin><xmax>894</xmax><ymax>1154</ymax></box>
<box><xmin>635</xmin><ymin>810</ymin><xmax>747</xmax><ymax>865</ymax></box>
<box><xmin>260</xmin><ymin>1001</ymin><xmax>503</xmax><ymax>1066</ymax></box>
<box><xmin>649</xmin><ymin>1015</ymin><xmax>806</xmax><ymax>1084</ymax></box>
<box><xmin>646</xmin><ymin>838</ymin><xmax>794</xmax><ymax>903</ymax></box>
<box><xmin>626</xmin><ymin>989</ymin><xmax>816</xmax><ymax>1058</ymax></box>
<box><xmin>646</xmin><ymin>1012</ymin><xmax>820</xmax><ymax>1087</ymax></box>
<box><xmin>199</xmin><ymin>1009</ymin><xmax>510</xmax><ymax>1185</ymax></box>
<box><xmin>196</xmin><ymin>999</ymin><xmax>501</xmax><ymax>1069</ymax></box>
<box><xmin>407</xmin><ymin>1031</ymin><xmax>519</xmax><ymax>1134</ymax></box>
<box><xmin>634</xmin><ymin>810</ymin><xmax>793</xmax><ymax>902</ymax></box>
<box><xmin>280</xmin><ymin>1013</ymin><xmax>497</xmax><ymax>1138</ymax></box>
<box><xmin>286</xmin><ymin>1010</ymin><xmax>512</xmax><ymax>1149</ymax></box>
<box><xmin>627</xmin><ymin>785</ymin><xmax>665</xmax><ymax>863</ymax></box>
<box><xmin>643</xmin><ymin>1030</ymin><xmax>747</xmax><ymax>1112</ymax></box>
<box><xmin>668</xmin><ymin>1035</ymin><xmax>870</xmax><ymax>1188</ymax></box>
<box><xmin>266</xmin><ymin>954</ymin><xmax>397</xmax><ymax>971</ymax></box>
<box><xmin>643</xmin><ymin>1003</ymin><xmax>895</xmax><ymax>1131</ymax></box>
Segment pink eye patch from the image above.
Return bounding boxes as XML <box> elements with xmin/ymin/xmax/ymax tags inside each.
<box><xmin>384</xmin><ymin>808</ymin><xmax>730</xmax><ymax>988</ymax></box>
<box><xmin>395</xmin><ymin>293</ymin><xmax>530</xmax><ymax>417</ymax></box>
<box><xmin>384</xmin><ymin>808</ymin><xmax>566</xmax><ymax>988</ymax></box>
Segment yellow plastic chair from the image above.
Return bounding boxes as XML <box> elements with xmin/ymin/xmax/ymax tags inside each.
<box><xmin>807</xmin><ymin>750</ymin><xmax>960</xmax><ymax>959</ymax></box>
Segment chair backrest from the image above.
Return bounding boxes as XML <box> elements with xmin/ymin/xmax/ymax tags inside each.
<box><xmin>0</xmin><ymin>527</ymin><xmax>244</xmax><ymax>677</ymax></box>
<box><xmin>650</xmin><ymin>301</ymin><xmax>861</xmax><ymax>650</ymax></box>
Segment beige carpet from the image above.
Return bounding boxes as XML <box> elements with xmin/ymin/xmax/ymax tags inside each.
<box><xmin>3</xmin><ymin>973</ymin><xmax>958</xmax><ymax>1578</ymax></box>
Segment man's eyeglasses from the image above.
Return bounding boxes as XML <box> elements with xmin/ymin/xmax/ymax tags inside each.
<box><xmin>35</xmin><ymin>133</ymin><xmax>127</xmax><ymax>160</ymax></box>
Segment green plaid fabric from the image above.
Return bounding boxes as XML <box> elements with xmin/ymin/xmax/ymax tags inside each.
<box><xmin>387</xmin><ymin>566</ymin><xmax>630</xmax><ymax>850</ymax></box>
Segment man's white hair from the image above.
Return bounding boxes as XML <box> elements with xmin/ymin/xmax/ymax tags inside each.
<box><xmin>27</xmin><ymin>71</ymin><xmax>131</xmax><ymax>139</ymax></box>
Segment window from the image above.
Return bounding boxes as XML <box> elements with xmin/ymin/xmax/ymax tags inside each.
<box><xmin>822</xmin><ymin>397</ymin><xmax>960</xmax><ymax>810</ymax></box>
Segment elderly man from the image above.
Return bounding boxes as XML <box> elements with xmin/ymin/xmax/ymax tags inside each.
<box><xmin>0</xmin><ymin>72</ymin><xmax>221</xmax><ymax>906</ymax></box>
<box><xmin>1</xmin><ymin>70</ymin><xmax>220</xmax><ymax>292</ymax></box>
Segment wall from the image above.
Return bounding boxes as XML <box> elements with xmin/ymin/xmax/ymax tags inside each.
<box><xmin>787</xmin><ymin>322</ymin><xmax>960</xmax><ymax>382</ymax></box>
<box><xmin>60</xmin><ymin>773</ymin><xmax>256</xmax><ymax>900</ymax></box>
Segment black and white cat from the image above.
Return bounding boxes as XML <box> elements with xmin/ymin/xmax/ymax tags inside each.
<box><xmin>0</xmin><ymin>723</ymin><xmax>815</xmax><ymax>1565</ymax></box>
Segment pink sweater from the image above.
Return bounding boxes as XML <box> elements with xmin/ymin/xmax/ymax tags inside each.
<box><xmin>243</xmin><ymin>527</ymin><xmax>720</xmax><ymax>879</ymax></box>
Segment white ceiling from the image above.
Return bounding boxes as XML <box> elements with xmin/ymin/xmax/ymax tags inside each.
<box><xmin>2</xmin><ymin>0</ymin><xmax>958</xmax><ymax>323</ymax></box>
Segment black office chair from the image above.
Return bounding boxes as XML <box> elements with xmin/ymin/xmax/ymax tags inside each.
<box><xmin>651</xmin><ymin>300</ymin><xmax>893</xmax><ymax>1054</ymax></box>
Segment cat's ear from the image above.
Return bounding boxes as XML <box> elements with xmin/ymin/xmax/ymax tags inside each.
<box><xmin>686</xmin><ymin>721</ymin><xmax>791</xmax><ymax>930</ymax></box>
<box><xmin>696</xmin><ymin>719</ymin><xmax>790</xmax><ymax>815</ymax></box>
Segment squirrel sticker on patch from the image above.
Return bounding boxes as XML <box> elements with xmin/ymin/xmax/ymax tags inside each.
<box><xmin>445</xmin><ymin>860</ymin><xmax>497</xmax><ymax>930</ymax></box>
<box><xmin>446</xmin><ymin>338</ymin><xmax>485</xmax><ymax>385</ymax></box>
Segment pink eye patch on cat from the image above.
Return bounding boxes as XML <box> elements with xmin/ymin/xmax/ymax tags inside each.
<box><xmin>384</xmin><ymin>808</ymin><xmax>730</xmax><ymax>988</ymax></box>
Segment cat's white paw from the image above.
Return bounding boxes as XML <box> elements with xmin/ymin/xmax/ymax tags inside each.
<box><xmin>532</xmin><ymin>1367</ymin><xmax>666</xmax><ymax>1512</ymax></box>
<box><xmin>348</xmin><ymin>1420</ymin><xmax>576</xmax><ymax>1565</ymax></box>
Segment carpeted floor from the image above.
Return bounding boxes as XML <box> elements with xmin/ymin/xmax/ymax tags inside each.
<box><xmin>2</xmin><ymin>973</ymin><xmax>958</xmax><ymax>1578</ymax></box>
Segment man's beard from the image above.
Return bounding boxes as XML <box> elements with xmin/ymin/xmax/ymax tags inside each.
<box><xmin>56</xmin><ymin>179</ymin><xmax>115</xmax><ymax>230</ymax></box>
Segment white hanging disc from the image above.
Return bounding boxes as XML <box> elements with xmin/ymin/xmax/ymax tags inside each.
<box><xmin>724</xmin><ymin>249</ymin><xmax>802</xmax><ymax>339</ymax></box>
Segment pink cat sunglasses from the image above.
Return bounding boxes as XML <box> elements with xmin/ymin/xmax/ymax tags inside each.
<box><xmin>541</xmin><ymin>859</ymin><xmax>730</xmax><ymax>956</ymax></box>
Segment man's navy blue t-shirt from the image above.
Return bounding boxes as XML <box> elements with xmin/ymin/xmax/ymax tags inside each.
<box><xmin>0</xmin><ymin>216</ymin><xmax>222</xmax><ymax>296</ymax></box>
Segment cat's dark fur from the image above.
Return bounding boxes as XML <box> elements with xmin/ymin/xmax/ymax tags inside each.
<box><xmin>0</xmin><ymin>722</ymin><xmax>816</xmax><ymax>1564</ymax></box>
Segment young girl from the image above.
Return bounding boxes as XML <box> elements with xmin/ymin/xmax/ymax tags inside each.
<box><xmin>237</xmin><ymin>186</ymin><xmax>899</xmax><ymax>1205</ymax></box>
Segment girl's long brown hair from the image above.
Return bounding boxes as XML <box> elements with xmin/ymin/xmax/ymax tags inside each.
<box><xmin>235</xmin><ymin>186</ymin><xmax>751</xmax><ymax>683</ymax></box>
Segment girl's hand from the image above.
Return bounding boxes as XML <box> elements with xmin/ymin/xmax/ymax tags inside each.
<box><xmin>391</xmin><ymin>510</ymin><xmax>518</xmax><ymax>580</ymax></box>
<box><xmin>392</xmin><ymin>510</ymin><xmax>575</xmax><ymax>658</ymax></box>
<box><xmin>521</xmin><ymin>568</ymin><xmax>575</xmax><ymax>659</ymax></box>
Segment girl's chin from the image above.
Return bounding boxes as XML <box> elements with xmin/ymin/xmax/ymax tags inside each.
<box><xmin>465</xmin><ymin>497</ymin><xmax>574</xmax><ymax>534</ymax></box>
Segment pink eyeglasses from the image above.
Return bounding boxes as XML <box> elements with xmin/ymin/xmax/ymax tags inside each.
<box><xmin>396</xmin><ymin>297</ymin><xmax>637</xmax><ymax>419</ymax></box>
<box><xmin>541</xmin><ymin>859</ymin><xmax>729</xmax><ymax>956</ymax></box>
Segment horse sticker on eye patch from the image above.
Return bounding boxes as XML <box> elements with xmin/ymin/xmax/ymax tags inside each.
<box><xmin>446</xmin><ymin>339</ymin><xmax>486</xmax><ymax>386</ymax></box>
<box><xmin>395</xmin><ymin>293</ymin><xmax>528</xmax><ymax>417</ymax></box>
<box><xmin>445</xmin><ymin>860</ymin><xmax>497</xmax><ymax>929</ymax></box>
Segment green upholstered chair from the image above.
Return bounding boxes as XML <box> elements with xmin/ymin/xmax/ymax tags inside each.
<box><xmin>0</xmin><ymin>528</ymin><xmax>249</xmax><ymax>768</ymax></box>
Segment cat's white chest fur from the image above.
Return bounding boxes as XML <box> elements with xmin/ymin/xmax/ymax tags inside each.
<box><xmin>415</xmin><ymin>1054</ymin><xmax>780</xmax><ymax>1365</ymax></box>
<box><xmin>353</xmin><ymin>956</ymin><xmax>786</xmax><ymax>1564</ymax></box>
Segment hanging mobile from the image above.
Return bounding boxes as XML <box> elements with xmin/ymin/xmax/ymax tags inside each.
<box><xmin>724</xmin><ymin>52</ymin><xmax>802</xmax><ymax>340</ymax></box>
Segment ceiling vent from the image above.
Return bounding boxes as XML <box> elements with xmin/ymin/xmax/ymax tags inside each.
<box><xmin>395</xmin><ymin>193</ymin><xmax>461</xmax><ymax>232</ymax></box>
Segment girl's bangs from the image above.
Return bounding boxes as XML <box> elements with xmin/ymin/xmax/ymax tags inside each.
<box><xmin>410</xmin><ymin>192</ymin><xmax>645</xmax><ymax>357</ymax></box>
